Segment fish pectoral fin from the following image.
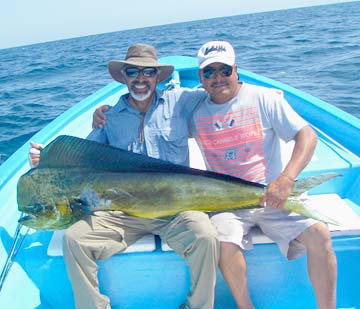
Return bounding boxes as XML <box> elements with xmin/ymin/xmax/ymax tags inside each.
<box><xmin>69</xmin><ymin>198</ymin><xmax>84</xmax><ymax>209</ymax></box>
<box><xmin>69</xmin><ymin>198</ymin><xmax>94</xmax><ymax>216</ymax></box>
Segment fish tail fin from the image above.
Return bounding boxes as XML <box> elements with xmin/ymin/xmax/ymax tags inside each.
<box><xmin>286</xmin><ymin>173</ymin><xmax>342</xmax><ymax>226</ymax></box>
<box><xmin>292</xmin><ymin>173</ymin><xmax>341</xmax><ymax>196</ymax></box>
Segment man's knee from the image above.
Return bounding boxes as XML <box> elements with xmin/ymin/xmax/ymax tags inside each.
<box><xmin>167</xmin><ymin>211</ymin><xmax>218</xmax><ymax>255</ymax></box>
<box><xmin>62</xmin><ymin>220</ymin><xmax>92</xmax><ymax>254</ymax></box>
<box><xmin>64</xmin><ymin>227</ymin><xmax>78</xmax><ymax>244</ymax></box>
<box><xmin>300</xmin><ymin>223</ymin><xmax>332</xmax><ymax>250</ymax></box>
<box><xmin>179</xmin><ymin>211</ymin><xmax>217</xmax><ymax>236</ymax></box>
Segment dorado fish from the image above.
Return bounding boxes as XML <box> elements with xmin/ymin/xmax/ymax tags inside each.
<box><xmin>17</xmin><ymin>135</ymin><xmax>340</xmax><ymax>230</ymax></box>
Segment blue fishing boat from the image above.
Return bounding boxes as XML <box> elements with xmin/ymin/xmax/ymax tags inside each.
<box><xmin>0</xmin><ymin>56</ymin><xmax>359</xmax><ymax>308</ymax></box>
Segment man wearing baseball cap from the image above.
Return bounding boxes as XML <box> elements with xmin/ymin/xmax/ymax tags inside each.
<box><xmin>191</xmin><ymin>41</ymin><xmax>336</xmax><ymax>309</ymax></box>
<box><xmin>89</xmin><ymin>40</ymin><xmax>336</xmax><ymax>308</ymax></box>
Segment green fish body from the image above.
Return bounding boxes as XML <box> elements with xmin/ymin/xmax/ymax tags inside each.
<box><xmin>17</xmin><ymin>136</ymin><xmax>340</xmax><ymax>230</ymax></box>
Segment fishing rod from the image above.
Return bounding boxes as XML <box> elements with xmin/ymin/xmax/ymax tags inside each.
<box><xmin>0</xmin><ymin>215</ymin><xmax>29</xmax><ymax>292</ymax></box>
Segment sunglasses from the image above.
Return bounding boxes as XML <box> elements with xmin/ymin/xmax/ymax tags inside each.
<box><xmin>202</xmin><ymin>65</ymin><xmax>233</xmax><ymax>79</ymax></box>
<box><xmin>123</xmin><ymin>67</ymin><xmax>158</xmax><ymax>78</ymax></box>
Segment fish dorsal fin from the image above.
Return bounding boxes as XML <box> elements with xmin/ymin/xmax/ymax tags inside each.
<box><xmin>38</xmin><ymin>135</ymin><xmax>190</xmax><ymax>173</ymax></box>
<box><xmin>38</xmin><ymin>135</ymin><xmax>265</xmax><ymax>188</ymax></box>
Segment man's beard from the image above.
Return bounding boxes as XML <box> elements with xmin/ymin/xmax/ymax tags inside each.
<box><xmin>129</xmin><ymin>81</ymin><xmax>152</xmax><ymax>102</ymax></box>
<box><xmin>129</xmin><ymin>89</ymin><xmax>152</xmax><ymax>102</ymax></box>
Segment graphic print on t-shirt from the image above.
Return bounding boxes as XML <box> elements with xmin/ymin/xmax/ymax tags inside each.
<box><xmin>196</xmin><ymin>104</ymin><xmax>266</xmax><ymax>182</ymax></box>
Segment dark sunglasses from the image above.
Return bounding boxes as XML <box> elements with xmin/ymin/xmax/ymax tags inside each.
<box><xmin>123</xmin><ymin>67</ymin><xmax>158</xmax><ymax>78</ymax></box>
<box><xmin>202</xmin><ymin>65</ymin><xmax>233</xmax><ymax>79</ymax></box>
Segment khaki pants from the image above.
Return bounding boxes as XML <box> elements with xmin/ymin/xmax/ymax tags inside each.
<box><xmin>63</xmin><ymin>211</ymin><xmax>219</xmax><ymax>309</ymax></box>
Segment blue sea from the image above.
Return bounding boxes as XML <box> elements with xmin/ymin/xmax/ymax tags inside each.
<box><xmin>0</xmin><ymin>1</ymin><xmax>359</xmax><ymax>165</ymax></box>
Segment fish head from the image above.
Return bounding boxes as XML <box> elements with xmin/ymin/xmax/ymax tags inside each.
<box><xmin>17</xmin><ymin>168</ymin><xmax>84</xmax><ymax>230</ymax></box>
<box><xmin>18</xmin><ymin>199</ymin><xmax>84</xmax><ymax>230</ymax></box>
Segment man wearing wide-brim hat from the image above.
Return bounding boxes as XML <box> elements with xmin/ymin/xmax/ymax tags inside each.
<box><xmin>108</xmin><ymin>43</ymin><xmax>174</xmax><ymax>84</ymax></box>
<box><xmin>60</xmin><ymin>43</ymin><xmax>218</xmax><ymax>309</ymax></box>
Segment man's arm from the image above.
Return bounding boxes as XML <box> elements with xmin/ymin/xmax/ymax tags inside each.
<box><xmin>260</xmin><ymin>125</ymin><xmax>317</xmax><ymax>209</ymax></box>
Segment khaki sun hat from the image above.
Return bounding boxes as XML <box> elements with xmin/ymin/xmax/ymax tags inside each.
<box><xmin>108</xmin><ymin>43</ymin><xmax>174</xmax><ymax>84</ymax></box>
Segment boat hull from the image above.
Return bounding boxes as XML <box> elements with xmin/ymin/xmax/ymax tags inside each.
<box><xmin>1</xmin><ymin>56</ymin><xmax>360</xmax><ymax>308</ymax></box>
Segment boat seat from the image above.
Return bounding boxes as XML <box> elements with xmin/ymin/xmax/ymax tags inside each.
<box><xmin>305</xmin><ymin>193</ymin><xmax>360</xmax><ymax>235</ymax></box>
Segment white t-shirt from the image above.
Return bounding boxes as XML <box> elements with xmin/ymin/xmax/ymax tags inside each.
<box><xmin>190</xmin><ymin>82</ymin><xmax>308</xmax><ymax>184</ymax></box>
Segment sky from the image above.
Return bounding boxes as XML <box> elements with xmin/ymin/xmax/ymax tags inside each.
<box><xmin>1</xmin><ymin>0</ymin><xmax>357</xmax><ymax>49</ymax></box>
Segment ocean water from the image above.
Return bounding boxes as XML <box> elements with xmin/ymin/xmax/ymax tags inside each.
<box><xmin>0</xmin><ymin>1</ymin><xmax>359</xmax><ymax>165</ymax></box>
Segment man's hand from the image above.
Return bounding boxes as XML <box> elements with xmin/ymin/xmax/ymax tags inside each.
<box><xmin>260</xmin><ymin>126</ymin><xmax>317</xmax><ymax>209</ymax></box>
<box><xmin>92</xmin><ymin>105</ymin><xmax>110</xmax><ymax>129</ymax></box>
<box><xmin>259</xmin><ymin>174</ymin><xmax>294</xmax><ymax>209</ymax></box>
<box><xmin>29</xmin><ymin>141</ymin><xmax>44</xmax><ymax>168</ymax></box>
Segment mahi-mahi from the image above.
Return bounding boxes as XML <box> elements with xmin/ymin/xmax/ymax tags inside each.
<box><xmin>17</xmin><ymin>135</ymin><xmax>340</xmax><ymax>230</ymax></box>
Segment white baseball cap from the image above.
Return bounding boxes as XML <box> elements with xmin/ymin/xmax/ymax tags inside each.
<box><xmin>197</xmin><ymin>41</ymin><xmax>235</xmax><ymax>69</ymax></box>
